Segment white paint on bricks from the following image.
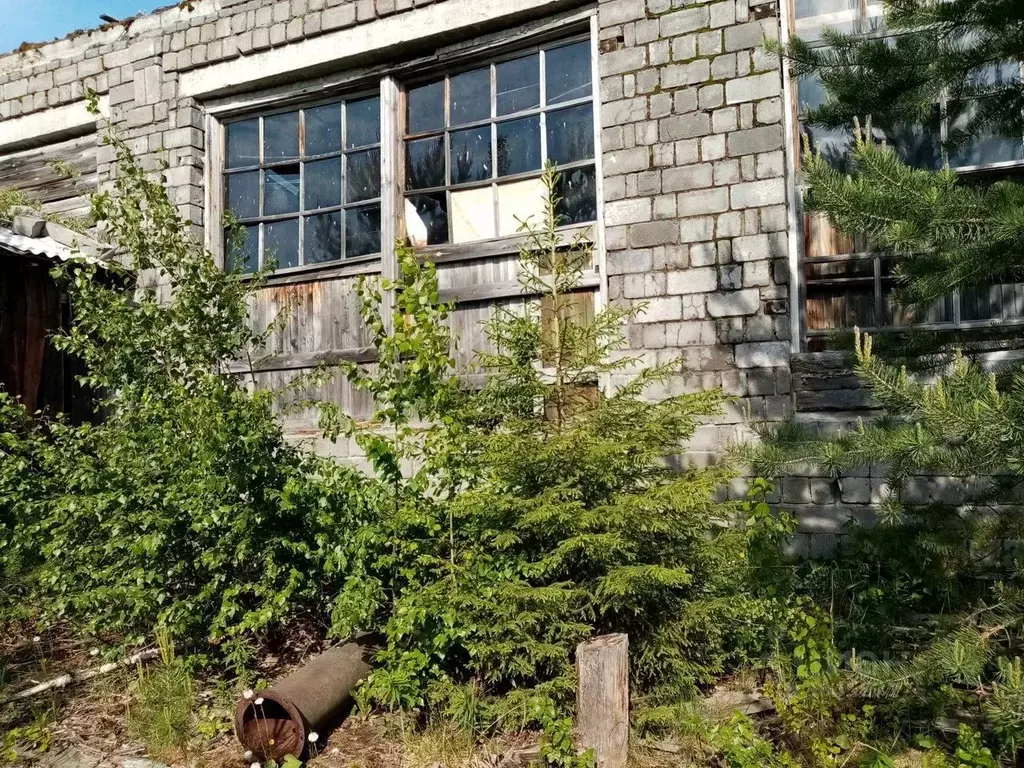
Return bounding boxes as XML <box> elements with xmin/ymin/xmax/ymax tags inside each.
<box><xmin>181</xmin><ymin>0</ymin><xmax>569</xmax><ymax>98</ymax></box>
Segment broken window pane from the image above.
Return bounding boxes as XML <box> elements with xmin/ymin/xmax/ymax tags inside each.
<box><xmin>305</xmin><ymin>212</ymin><xmax>343</xmax><ymax>264</ymax></box>
<box><xmin>555</xmin><ymin>165</ymin><xmax>597</xmax><ymax>225</ymax></box>
<box><xmin>496</xmin><ymin>54</ymin><xmax>540</xmax><ymax>115</ymax></box>
<box><xmin>406</xmin><ymin>136</ymin><xmax>446</xmax><ymax>189</ymax></box>
<box><xmin>497</xmin><ymin>116</ymin><xmax>541</xmax><ymax>176</ymax></box>
<box><xmin>264</xmin><ymin>218</ymin><xmax>300</xmax><ymax>269</ymax></box>
<box><xmin>346</xmin><ymin>204</ymin><xmax>382</xmax><ymax>257</ymax></box>
<box><xmin>347</xmin><ymin>148</ymin><xmax>382</xmax><ymax>203</ymax></box>
<box><xmin>304</xmin><ymin>103</ymin><xmax>341</xmax><ymax>157</ymax></box>
<box><xmin>406</xmin><ymin>193</ymin><xmax>449</xmax><ymax>246</ymax></box>
<box><xmin>264</xmin><ymin>111</ymin><xmax>300</xmax><ymax>161</ymax></box>
<box><xmin>305</xmin><ymin>158</ymin><xmax>342</xmax><ymax>210</ymax></box>
<box><xmin>451</xmin><ymin>186</ymin><xmax>497</xmax><ymax>243</ymax></box>
<box><xmin>546</xmin><ymin>42</ymin><xmax>592</xmax><ymax>104</ymax></box>
<box><xmin>450</xmin><ymin>67</ymin><xmax>491</xmax><ymax>126</ymax></box>
<box><xmin>547</xmin><ymin>104</ymin><xmax>594</xmax><ymax>164</ymax></box>
<box><xmin>227</xmin><ymin>119</ymin><xmax>260</xmax><ymax>168</ymax></box>
<box><xmin>497</xmin><ymin>177</ymin><xmax>546</xmax><ymax>236</ymax></box>
<box><xmin>347</xmin><ymin>97</ymin><xmax>381</xmax><ymax>149</ymax></box>
<box><xmin>264</xmin><ymin>165</ymin><xmax>301</xmax><ymax>215</ymax></box>
<box><xmin>450</xmin><ymin>127</ymin><xmax>492</xmax><ymax>184</ymax></box>
<box><xmin>408</xmin><ymin>81</ymin><xmax>445</xmax><ymax>134</ymax></box>
<box><xmin>226</xmin><ymin>171</ymin><xmax>259</xmax><ymax>220</ymax></box>
<box><xmin>227</xmin><ymin>223</ymin><xmax>260</xmax><ymax>273</ymax></box>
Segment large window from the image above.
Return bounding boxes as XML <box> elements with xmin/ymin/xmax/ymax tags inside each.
<box><xmin>791</xmin><ymin>0</ymin><xmax>1024</xmax><ymax>346</ymax></box>
<box><xmin>403</xmin><ymin>37</ymin><xmax>598</xmax><ymax>247</ymax></box>
<box><xmin>223</xmin><ymin>95</ymin><xmax>383</xmax><ymax>272</ymax></box>
<box><xmin>218</xmin><ymin>31</ymin><xmax>601</xmax><ymax>276</ymax></box>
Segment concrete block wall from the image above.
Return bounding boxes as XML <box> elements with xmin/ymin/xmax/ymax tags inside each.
<box><xmin>596</xmin><ymin>0</ymin><xmax>794</xmax><ymax>464</ymax></box>
<box><xmin>0</xmin><ymin>0</ymin><xmax>882</xmax><ymax>556</ymax></box>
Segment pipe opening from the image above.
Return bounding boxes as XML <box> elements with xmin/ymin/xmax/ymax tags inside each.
<box><xmin>238</xmin><ymin>695</ymin><xmax>305</xmax><ymax>761</ymax></box>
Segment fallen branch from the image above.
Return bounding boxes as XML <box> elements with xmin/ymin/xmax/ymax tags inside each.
<box><xmin>4</xmin><ymin>648</ymin><xmax>159</xmax><ymax>703</ymax></box>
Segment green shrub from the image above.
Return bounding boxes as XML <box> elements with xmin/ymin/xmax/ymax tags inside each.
<box><xmin>330</xmin><ymin>165</ymin><xmax>784</xmax><ymax>734</ymax></box>
<box><xmin>0</xmin><ymin>106</ymin><xmax>366</xmax><ymax>667</ymax></box>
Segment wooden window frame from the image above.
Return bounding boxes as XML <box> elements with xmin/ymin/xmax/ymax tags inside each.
<box><xmin>204</xmin><ymin>7</ymin><xmax>604</xmax><ymax>291</ymax></box>
<box><xmin>399</xmin><ymin>32</ymin><xmax>599</xmax><ymax>248</ymax></box>
<box><xmin>784</xmin><ymin>0</ymin><xmax>1024</xmax><ymax>346</ymax></box>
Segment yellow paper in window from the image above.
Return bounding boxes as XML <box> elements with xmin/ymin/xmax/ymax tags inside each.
<box><xmin>451</xmin><ymin>187</ymin><xmax>497</xmax><ymax>243</ymax></box>
<box><xmin>497</xmin><ymin>178</ymin><xmax>547</xmax><ymax>237</ymax></box>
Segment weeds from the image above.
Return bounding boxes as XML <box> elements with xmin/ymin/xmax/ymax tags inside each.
<box><xmin>127</xmin><ymin>634</ymin><xmax>196</xmax><ymax>763</ymax></box>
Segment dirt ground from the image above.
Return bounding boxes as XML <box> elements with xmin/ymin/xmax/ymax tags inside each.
<box><xmin>2</xmin><ymin>625</ymin><xmax>683</xmax><ymax>768</ymax></box>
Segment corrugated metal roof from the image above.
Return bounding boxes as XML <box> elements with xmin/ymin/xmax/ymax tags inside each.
<box><xmin>0</xmin><ymin>226</ymin><xmax>107</xmax><ymax>264</ymax></box>
<box><xmin>0</xmin><ymin>227</ymin><xmax>76</xmax><ymax>261</ymax></box>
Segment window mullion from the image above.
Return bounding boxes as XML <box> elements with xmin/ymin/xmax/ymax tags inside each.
<box><xmin>258</xmin><ymin>116</ymin><xmax>265</xmax><ymax>268</ymax></box>
<box><xmin>491</xmin><ymin>62</ymin><xmax>499</xmax><ymax>237</ymax></box>
<box><xmin>381</xmin><ymin>76</ymin><xmax>402</xmax><ymax>335</ymax></box>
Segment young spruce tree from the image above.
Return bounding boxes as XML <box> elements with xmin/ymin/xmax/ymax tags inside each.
<box><xmin>333</xmin><ymin>165</ymin><xmax>778</xmax><ymax>748</ymax></box>
<box><xmin>759</xmin><ymin>3</ymin><xmax>1024</xmax><ymax>759</ymax></box>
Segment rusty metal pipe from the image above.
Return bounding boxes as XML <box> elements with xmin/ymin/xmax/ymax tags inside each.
<box><xmin>235</xmin><ymin>638</ymin><xmax>374</xmax><ymax>762</ymax></box>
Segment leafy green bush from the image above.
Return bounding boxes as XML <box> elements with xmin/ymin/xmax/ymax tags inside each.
<box><xmin>0</xmin><ymin>111</ymin><xmax>366</xmax><ymax>667</ymax></box>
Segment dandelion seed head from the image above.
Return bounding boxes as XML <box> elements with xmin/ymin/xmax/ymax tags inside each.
<box><xmin>32</xmin><ymin>636</ymin><xmax>41</xmax><ymax>643</ymax></box>
<box><xmin>242</xmin><ymin>689</ymin><xmax>254</xmax><ymax>700</ymax></box>
<box><xmin>250</xmin><ymin>762</ymin><xmax>261</xmax><ymax>768</ymax></box>
<box><xmin>308</xmin><ymin>732</ymin><xmax>319</xmax><ymax>743</ymax></box>
<box><xmin>254</xmin><ymin>697</ymin><xmax>264</xmax><ymax>706</ymax></box>
<box><xmin>90</xmin><ymin>648</ymin><xmax>100</xmax><ymax>656</ymax></box>
<box><xmin>243</xmin><ymin>751</ymin><xmax>253</xmax><ymax>761</ymax></box>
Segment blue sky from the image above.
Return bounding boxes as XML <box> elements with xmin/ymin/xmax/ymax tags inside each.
<box><xmin>0</xmin><ymin>0</ymin><xmax>167</xmax><ymax>55</ymax></box>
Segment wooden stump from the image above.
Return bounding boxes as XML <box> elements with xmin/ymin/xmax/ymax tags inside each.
<box><xmin>576</xmin><ymin>633</ymin><xmax>628</xmax><ymax>768</ymax></box>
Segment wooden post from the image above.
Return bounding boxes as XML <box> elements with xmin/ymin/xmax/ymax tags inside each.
<box><xmin>576</xmin><ymin>633</ymin><xmax>629</xmax><ymax>768</ymax></box>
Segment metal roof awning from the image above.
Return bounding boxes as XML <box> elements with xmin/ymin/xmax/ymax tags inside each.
<box><xmin>0</xmin><ymin>213</ymin><xmax>114</xmax><ymax>265</ymax></box>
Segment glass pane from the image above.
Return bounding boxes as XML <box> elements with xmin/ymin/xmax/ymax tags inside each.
<box><xmin>346</xmin><ymin>148</ymin><xmax>382</xmax><ymax>203</ymax></box>
<box><xmin>406</xmin><ymin>136</ymin><xmax>446</xmax><ymax>190</ymax></box>
<box><xmin>450</xmin><ymin>67</ymin><xmax>491</xmax><ymax>126</ymax></box>
<box><xmin>450</xmin><ymin>127</ymin><xmax>492</xmax><ymax>184</ymax></box>
<box><xmin>408</xmin><ymin>80</ymin><xmax>445</xmax><ymax>134</ymax></box>
<box><xmin>347</xmin><ymin>97</ymin><xmax>381</xmax><ymax>149</ymax></box>
<box><xmin>264</xmin><ymin>111</ymin><xmax>300</xmax><ymax>161</ymax></box>
<box><xmin>346</xmin><ymin>204</ymin><xmax>382</xmax><ymax>257</ymax></box>
<box><xmin>226</xmin><ymin>223</ymin><xmax>259</xmax><ymax>273</ymax></box>
<box><xmin>546</xmin><ymin>104</ymin><xmax>594</xmax><ymax>164</ymax></box>
<box><xmin>405</xmin><ymin>193</ymin><xmax>449</xmax><ymax>246</ymax></box>
<box><xmin>555</xmin><ymin>165</ymin><xmax>597</xmax><ymax>225</ymax></box>
<box><xmin>264</xmin><ymin>165</ymin><xmax>300</xmax><ymax>215</ymax></box>
<box><xmin>794</xmin><ymin>0</ymin><xmax>858</xmax><ymax>17</ymax></box>
<box><xmin>497</xmin><ymin>54</ymin><xmax>540</xmax><ymax>115</ymax></box>
<box><xmin>264</xmin><ymin>218</ymin><xmax>299</xmax><ymax>269</ymax></box>
<box><xmin>226</xmin><ymin>119</ymin><xmax>260</xmax><ymax>168</ymax></box>
<box><xmin>545</xmin><ymin>42</ymin><xmax>592</xmax><ymax>105</ymax></box>
<box><xmin>225</xmin><ymin>171</ymin><xmax>259</xmax><ymax>220</ymax></box>
<box><xmin>949</xmin><ymin>100</ymin><xmax>1024</xmax><ymax>167</ymax></box>
<box><xmin>496</xmin><ymin>116</ymin><xmax>541</xmax><ymax>176</ymax></box>
<box><xmin>304</xmin><ymin>103</ymin><xmax>341</xmax><ymax>157</ymax></box>
<box><xmin>451</xmin><ymin>186</ymin><xmax>497</xmax><ymax>243</ymax></box>
<box><xmin>305</xmin><ymin>158</ymin><xmax>341</xmax><ymax>210</ymax></box>
<box><xmin>305</xmin><ymin>212</ymin><xmax>342</xmax><ymax>264</ymax></box>
<box><xmin>497</xmin><ymin>177</ymin><xmax>546</xmax><ymax>236</ymax></box>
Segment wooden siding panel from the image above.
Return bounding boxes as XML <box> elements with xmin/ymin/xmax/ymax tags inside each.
<box><xmin>0</xmin><ymin>135</ymin><xmax>98</xmax><ymax>220</ymax></box>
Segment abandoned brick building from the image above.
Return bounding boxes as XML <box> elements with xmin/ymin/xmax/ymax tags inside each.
<box><xmin>1</xmin><ymin>0</ymin><xmax>1020</xmax><ymax>553</ymax></box>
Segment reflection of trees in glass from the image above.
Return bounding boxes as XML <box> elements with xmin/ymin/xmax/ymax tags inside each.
<box><xmin>347</xmin><ymin>206</ymin><xmax>382</xmax><ymax>257</ymax></box>
<box><xmin>346</xmin><ymin>149</ymin><xmax>381</xmax><ymax>203</ymax></box>
<box><xmin>407</xmin><ymin>140</ymin><xmax>446</xmax><ymax>190</ymax></box>
<box><xmin>308</xmin><ymin>214</ymin><xmax>341</xmax><ymax>262</ymax></box>
<box><xmin>555</xmin><ymin>166</ymin><xmax>596</xmax><ymax>224</ymax></box>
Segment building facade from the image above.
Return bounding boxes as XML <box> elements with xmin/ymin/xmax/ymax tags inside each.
<box><xmin>2</xmin><ymin>0</ymin><xmax>1018</xmax><ymax>552</ymax></box>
